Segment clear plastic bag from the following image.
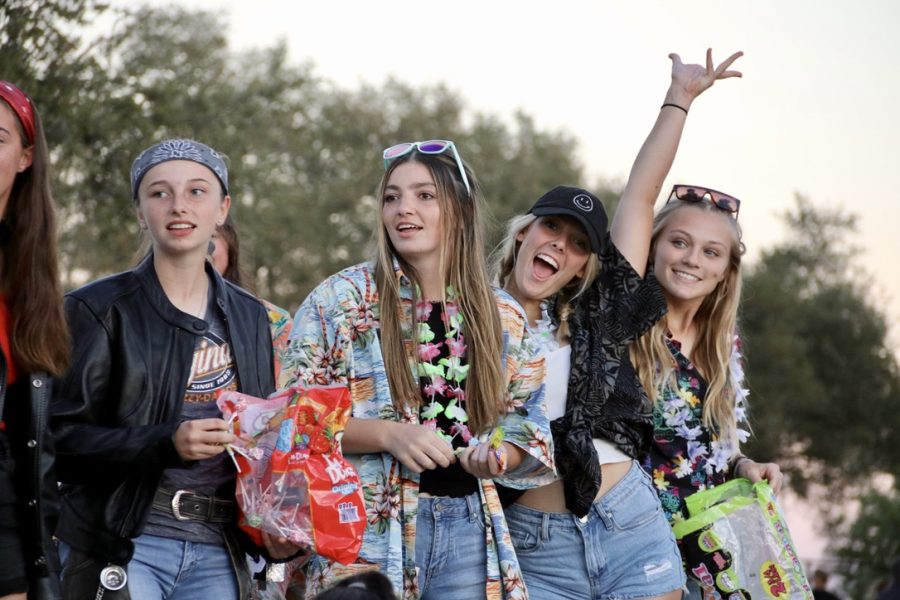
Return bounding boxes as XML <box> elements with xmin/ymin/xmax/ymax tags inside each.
<box><xmin>672</xmin><ymin>478</ymin><xmax>813</xmax><ymax>599</ymax></box>
<box><xmin>217</xmin><ymin>384</ymin><xmax>365</xmax><ymax>564</ymax></box>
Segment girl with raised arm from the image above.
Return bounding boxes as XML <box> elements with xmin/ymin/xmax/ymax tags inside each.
<box><xmin>493</xmin><ymin>50</ymin><xmax>743</xmax><ymax>599</ymax></box>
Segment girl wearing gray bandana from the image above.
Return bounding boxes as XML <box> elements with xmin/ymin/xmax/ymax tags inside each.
<box><xmin>52</xmin><ymin>139</ymin><xmax>301</xmax><ymax>600</ymax></box>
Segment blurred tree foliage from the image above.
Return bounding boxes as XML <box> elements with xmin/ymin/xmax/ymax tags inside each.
<box><xmin>740</xmin><ymin>197</ymin><xmax>900</xmax><ymax>497</ymax></box>
<box><xmin>739</xmin><ymin>198</ymin><xmax>900</xmax><ymax>594</ymax></box>
<box><xmin>5</xmin><ymin>3</ymin><xmax>899</xmax><ymax>593</ymax></box>
<box><xmin>1</xmin><ymin>1</ymin><xmax>583</xmax><ymax>310</ymax></box>
<box><xmin>830</xmin><ymin>485</ymin><xmax>900</xmax><ymax>600</ymax></box>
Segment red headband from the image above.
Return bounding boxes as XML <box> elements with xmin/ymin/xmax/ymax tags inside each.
<box><xmin>0</xmin><ymin>81</ymin><xmax>36</xmax><ymax>145</ymax></box>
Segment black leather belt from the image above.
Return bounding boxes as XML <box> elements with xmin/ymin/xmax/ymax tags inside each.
<box><xmin>152</xmin><ymin>488</ymin><xmax>236</xmax><ymax>523</ymax></box>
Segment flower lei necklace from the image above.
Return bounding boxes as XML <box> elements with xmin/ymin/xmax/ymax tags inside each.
<box><xmin>415</xmin><ymin>287</ymin><xmax>505</xmax><ymax>464</ymax></box>
<box><xmin>659</xmin><ymin>335</ymin><xmax>750</xmax><ymax>478</ymax></box>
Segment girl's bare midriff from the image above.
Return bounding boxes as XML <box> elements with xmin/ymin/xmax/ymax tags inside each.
<box><xmin>515</xmin><ymin>459</ymin><xmax>633</xmax><ymax>513</ymax></box>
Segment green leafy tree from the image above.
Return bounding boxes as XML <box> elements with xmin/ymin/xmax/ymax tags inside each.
<box><xmin>0</xmin><ymin>0</ymin><xmax>116</xmax><ymax>275</ymax></box>
<box><xmin>832</xmin><ymin>485</ymin><xmax>900</xmax><ymax>600</ymax></box>
<box><xmin>11</xmin><ymin>3</ymin><xmax>587</xmax><ymax>309</ymax></box>
<box><xmin>739</xmin><ymin>197</ymin><xmax>899</xmax><ymax>596</ymax></box>
<box><xmin>0</xmin><ymin>0</ymin><xmax>108</xmax><ymax>99</ymax></box>
<box><xmin>741</xmin><ymin>196</ymin><xmax>900</xmax><ymax>494</ymax></box>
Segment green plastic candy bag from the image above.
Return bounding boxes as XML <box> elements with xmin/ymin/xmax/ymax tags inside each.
<box><xmin>672</xmin><ymin>478</ymin><xmax>813</xmax><ymax>599</ymax></box>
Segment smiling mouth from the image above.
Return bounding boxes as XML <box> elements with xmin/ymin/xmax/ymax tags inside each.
<box><xmin>167</xmin><ymin>223</ymin><xmax>196</xmax><ymax>230</ymax></box>
<box><xmin>672</xmin><ymin>269</ymin><xmax>700</xmax><ymax>282</ymax></box>
<box><xmin>536</xmin><ymin>253</ymin><xmax>559</xmax><ymax>270</ymax></box>
<box><xmin>532</xmin><ymin>253</ymin><xmax>559</xmax><ymax>280</ymax></box>
<box><xmin>397</xmin><ymin>224</ymin><xmax>421</xmax><ymax>232</ymax></box>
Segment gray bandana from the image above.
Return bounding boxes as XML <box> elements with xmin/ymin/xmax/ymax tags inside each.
<box><xmin>130</xmin><ymin>139</ymin><xmax>228</xmax><ymax>199</ymax></box>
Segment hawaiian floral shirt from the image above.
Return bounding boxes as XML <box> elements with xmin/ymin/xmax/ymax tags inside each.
<box><xmin>645</xmin><ymin>335</ymin><xmax>749</xmax><ymax>523</ymax></box>
<box><xmin>280</xmin><ymin>262</ymin><xmax>554</xmax><ymax>599</ymax></box>
<box><xmin>263</xmin><ymin>299</ymin><xmax>292</xmax><ymax>382</ymax></box>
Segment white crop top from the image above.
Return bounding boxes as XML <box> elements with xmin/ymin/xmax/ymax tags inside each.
<box><xmin>544</xmin><ymin>344</ymin><xmax>630</xmax><ymax>465</ymax></box>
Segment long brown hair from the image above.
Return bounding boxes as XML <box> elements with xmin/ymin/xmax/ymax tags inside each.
<box><xmin>1</xmin><ymin>97</ymin><xmax>70</xmax><ymax>375</ymax></box>
<box><xmin>632</xmin><ymin>200</ymin><xmax>744</xmax><ymax>445</ymax></box>
<box><xmin>214</xmin><ymin>214</ymin><xmax>254</xmax><ymax>292</ymax></box>
<box><xmin>374</xmin><ymin>151</ymin><xmax>505</xmax><ymax>434</ymax></box>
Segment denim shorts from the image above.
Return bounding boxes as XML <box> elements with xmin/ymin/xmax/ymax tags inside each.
<box><xmin>505</xmin><ymin>461</ymin><xmax>685</xmax><ymax>600</ymax></box>
<box><xmin>415</xmin><ymin>492</ymin><xmax>487</xmax><ymax>600</ymax></box>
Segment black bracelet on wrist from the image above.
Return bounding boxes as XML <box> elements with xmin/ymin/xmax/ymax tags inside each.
<box><xmin>661</xmin><ymin>102</ymin><xmax>688</xmax><ymax>115</ymax></box>
<box><xmin>730</xmin><ymin>456</ymin><xmax>751</xmax><ymax>479</ymax></box>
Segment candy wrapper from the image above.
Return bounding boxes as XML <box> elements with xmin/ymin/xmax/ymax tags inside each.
<box><xmin>217</xmin><ymin>385</ymin><xmax>365</xmax><ymax>565</ymax></box>
<box><xmin>672</xmin><ymin>478</ymin><xmax>813</xmax><ymax>599</ymax></box>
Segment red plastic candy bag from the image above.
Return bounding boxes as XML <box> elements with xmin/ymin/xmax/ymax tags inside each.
<box><xmin>217</xmin><ymin>384</ymin><xmax>365</xmax><ymax>565</ymax></box>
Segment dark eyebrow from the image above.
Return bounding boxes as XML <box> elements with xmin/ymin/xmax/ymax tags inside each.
<box><xmin>384</xmin><ymin>181</ymin><xmax>436</xmax><ymax>191</ymax></box>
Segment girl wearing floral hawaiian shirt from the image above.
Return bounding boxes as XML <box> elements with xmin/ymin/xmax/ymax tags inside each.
<box><xmin>493</xmin><ymin>50</ymin><xmax>745</xmax><ymax>600</ymax></box>
<box><xmin>634</xmin><ymin>185</ymin><xmax>783</xmax><ymax>599</ymax></box>
<box><xmin>280</xmin><ymin>141</ymin><xmax>555</xmax><ymax>599</ymax></box>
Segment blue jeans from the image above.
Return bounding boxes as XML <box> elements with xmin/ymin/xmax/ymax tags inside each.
<box><xmin>505</xmin><ymin>461</ymin><xmax>685</xmax><ymax>600</ymax></box>
<box><xmin>62</xmin><ymin>534</ymin><xmax>240</xmax><ymax>600</ymax></box>
<box><xmin>415</xmin><ymin>492</ymin><xmax>487</xmax><ymax>600</ymax></box>
<box><xmin>127</xmin><ymin>534</ymin><xmax>239</xmax><ymax>600</ymax></box>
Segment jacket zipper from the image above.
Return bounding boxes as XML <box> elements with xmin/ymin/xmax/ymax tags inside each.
<box><xmin>31</xmin><ymin>373</ymin><xmax>49</xmax><ymax>574</ymax></box>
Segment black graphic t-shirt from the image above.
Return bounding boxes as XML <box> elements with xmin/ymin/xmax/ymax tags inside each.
<box><xmin>144</xmin><ymin>287</ymin><xmax>239</xmax><ymax>545</ymax></box>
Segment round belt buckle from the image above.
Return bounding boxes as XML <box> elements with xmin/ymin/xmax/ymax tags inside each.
<box><xmin>100</xmin><ymin>565</ymin><xmax>127</xmax><ymax>591</ymax></box>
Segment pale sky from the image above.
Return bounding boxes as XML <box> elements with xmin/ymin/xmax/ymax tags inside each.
<box><xmin>154</xmin><ymin>0</ymin><xmax>899</xmax><ymax>350</ymax></box>
<box><xmin>110</xmin><ymin>0</ymin><xmax>898</xmax><ymax>565</ymax></box>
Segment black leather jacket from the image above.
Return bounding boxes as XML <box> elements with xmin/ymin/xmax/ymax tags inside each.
<box><xmin>50</xmin><ymin>256</ymin><xmax>275</xmax><ymax>571</ymax></box>
<box><xmin>1</xmin><ymin>360</ymin><xmax>61</xmax><ymax>600</ymax></box>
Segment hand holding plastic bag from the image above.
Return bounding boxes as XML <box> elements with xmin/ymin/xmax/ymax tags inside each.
<box><xmin>217</xmin><ymin>384</ymin><xmax>365</xmax><ymax>565</ymax></box>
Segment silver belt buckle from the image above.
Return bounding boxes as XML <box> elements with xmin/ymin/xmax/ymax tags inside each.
<box><xmin>171</xmin><ymin>489</ymin><xmax>192</xmax><ymax>521</ymax></box>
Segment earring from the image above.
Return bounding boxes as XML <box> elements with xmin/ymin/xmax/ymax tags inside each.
<box><xmin>208</xmin><ymin>240</ymin><xmax>216</xmax><ymax>255</ymax></box>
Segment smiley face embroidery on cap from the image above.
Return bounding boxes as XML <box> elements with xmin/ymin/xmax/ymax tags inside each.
<box><xmin>573</xmin><ymin>194</ymin><xmax>594</xmax><ymax>212</ymax></box>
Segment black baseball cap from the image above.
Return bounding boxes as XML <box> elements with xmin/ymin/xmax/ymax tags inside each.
<box><xmin>528</xmin><ymin>186</ymin><xmax>608</xmax><ymax>253</ymax></box>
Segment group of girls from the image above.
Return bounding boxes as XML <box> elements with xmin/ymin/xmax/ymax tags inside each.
<box><xmin>279</xmin><ymin>47</ymin><xmax>782</xmax><ymax>600</ymax></box>
<box><xmin>0</xmin><ymin>47</ymin><xmax>783</xmax><ymax>600</ymax></box>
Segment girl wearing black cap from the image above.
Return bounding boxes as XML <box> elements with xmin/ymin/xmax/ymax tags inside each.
<box><xmin>493</xmin><ymin>50</ymin><xmax>742</xmax><ymax>599</ymax></box>
<box><xmin>51</xmin><ymin>140</ymin><xmax>298</xmax><ymax>599</ymax></box>
<box><xmin>0</xmin><ymin>80</ymin><xmax>70</xmax><ymax>600</ymax></box>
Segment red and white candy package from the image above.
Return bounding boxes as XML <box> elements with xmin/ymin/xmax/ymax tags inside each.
<box><xmin>217</xmin><ymin>384</ymin><xmax>365</xmax><ymax>565</ymax></box>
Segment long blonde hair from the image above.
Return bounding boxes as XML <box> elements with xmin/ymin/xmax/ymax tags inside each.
<box><xmin>632</xmin><ymin>200</ymin><xmax>744</xmax><ymax>445</ymax></box>
<box><xmin>374</xmin><ymin>151</ymin><xmax>505</xmax><ymax>434</ymax></box>
<box><xmin>492</xmin><ymin>213</ymin><xmax>600</xmax><ymax>342</ymax></box>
